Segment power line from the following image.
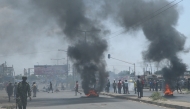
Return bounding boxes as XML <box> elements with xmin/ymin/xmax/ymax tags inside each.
<box><xmin>0</xmin><ymin>50</ymin><xmax>58</xmax><ymax>58</ymax></box>
<box><xmin>108</xmin><ymin>0</ymin><xmax>182</xmax><ymax>40</ymax></box>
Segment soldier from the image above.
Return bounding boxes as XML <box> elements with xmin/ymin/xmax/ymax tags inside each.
<box><xmin>16</xmin><ymin>76</ymin><xmax>31</xmax><ymax>109</ymax></box>
<box><xmin>7</xmin><ymin>83</ymin><xmax>13</xmax><ymax>102</ymax></box>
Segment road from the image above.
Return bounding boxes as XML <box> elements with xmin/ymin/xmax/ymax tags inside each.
<box><xmin>24</xmin><ymin>91</ymin><xmax>168</xmax><ymax>109</ymax></box>
<box><xmin>118</xmin><ymin>89</ymin><xmax>190</xmax><ymax>103</ymax></box>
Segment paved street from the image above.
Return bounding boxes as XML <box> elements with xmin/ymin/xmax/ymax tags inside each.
<box><xmin>25</xmin><ymin>91</ymin><xmax>167</xmax><ymax>109</ymax></box>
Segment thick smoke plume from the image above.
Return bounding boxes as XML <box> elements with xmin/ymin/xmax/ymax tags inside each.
<box><xmin>101</xmin><ymin>0</ymin><xmax>187</xmax><ymax>85</ymax></box>
<box><xmin>32</xmin><ymin>0</ymin><xmax>108</xmax><ymax>94</ymax></box>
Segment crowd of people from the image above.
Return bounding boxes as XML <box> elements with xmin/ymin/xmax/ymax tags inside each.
<box><xmin>105</xmin><ymin>76</ymin><xmax>143</xmax><ymax>98</ymax></box>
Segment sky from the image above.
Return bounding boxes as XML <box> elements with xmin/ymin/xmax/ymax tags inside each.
<box><xmin>0</xmin><ymin>0</ymin><xmax>189</xmax><ymax>75</ymax></box>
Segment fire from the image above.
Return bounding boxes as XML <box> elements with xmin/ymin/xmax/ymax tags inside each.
<box><xmin>86</xmin><ymin>89</ymin><xmax>99</xmax><ymax>97</ymax></box>
<box><xmin>164</xmin><ymin>84</ymin><xmax>173</xmax><ymax>96</ymax></box>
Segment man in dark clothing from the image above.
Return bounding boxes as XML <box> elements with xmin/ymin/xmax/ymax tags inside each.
<box><xmin>137</xmin><ymin>76</ymin><xmax>142</xmax><ymax>98</ymax></box>
<box><xmin>118</xmin><ymin>80</ymin><xmax>122</xmax><ymax>94</ymax></box>
<box><xmin>14</xmin><ymin>82</ymin><xmax>18</xmax><ymax>99</ymax></box>
<box><xmin>48</xmin><ymin>81</ymin><xmax>53</xmax><ymax>93</ymax></box>
<box><xmin>149</xmin><ymin>81</ymin><xmax>152</xmax><ymax>91</ymax></box>
<box><xmin>176</xmin><ymin>80</ymin><xmax>182</xmax><ymax>93</ymax></box>
<box><xmin>75</xmin><ymin>81</ymin><xmax>82</xmax><ymax>96</ymax></box>
<box><xmin>155</xmin><ymin>81</ymin><xmax>158</xmax><ymax>91</ymax></box>
<box><xmin>7</xmin><ymin>83</ymin><xmax>13</xmax><ymax>102</ymax></box>
<box><xmin>112</xmin><ymin>80</ymin><xmax>117</xmax><ymax>93</ymax></box>
<box><xmin>16</xmin><ymin>76</ymin><xmax>31</xmax><ymax>109</ymax></box>
<box><xmin>159</xmin><ymin>81</ymin><xmax>162</xmax><ymax>91</ymax></box>
<box><xmin>107</xmin><ymin>80</ymin><xmax>110</xmax><ymax>93</ymax></box>
<box><xmin>122</xmin><ymin>81</ymin><xmax>126</xmax><ymax>94</ymax></box>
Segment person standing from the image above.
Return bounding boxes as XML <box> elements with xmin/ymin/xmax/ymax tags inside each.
<box><xmin>149</xmin><ymin>81</ymin><xmax>152</xmax><ymax>91</ymax></box>
<box><xmin>118</xmin><ymin>80</ymin><xmax>122</xmax><ymax>94</ymax></box>
<box><xmin>125</xmin><ymin>80</ymin><xmax>130</xmax><ymax>94</ymax></box>
<box><xmin>112</xmin><ymin>80</ymin><xmax>117</xmax><ymax>93</ymax></box>
<box><xmin>32</xmin><ymin>82</ymin><xmax>37</xmax><ymax>97</ymax></box>
<box><xmin>48</xmin><ymin>81</ymin><xmax>53</xmax><ymax>93</ymax></box>
<box><xmin>107</xmin><ymin>80</ymin><xmax>110</xmax><ymax>93</ymax></box>
<box><xmin>137</xmin><ymin>76</ymin><xmax>142</xmax><ymax>98</ymax></box>
<box><xmin>75</xmin><ymin>81</ymin><xmax>82</xmax><ymax>96</ymax></box>
<box><xmin>155</xmin><ymin>81</ymin><xmax>158</xmax><ymax>91</ymax></box>
<box><xmin>159</xmin><ymin>80</ymin><xmax>162</xmax><ymax>91</ymax></box>
<box><xmin>134</xmin><ymin>81</ymin><xmax>137</xmax><ymax>94</ymax></box>
<box><xmin>14</xmin><ymin>82</ymin><xmax>18</xmax><ymax>99</ymax></box>
<box><xmin>122</xmin><ymin>81</ymin><xmax>126</xmax><ymax>94</ymax></box>
<box><xmin>16</xmin><ymin>76</ymin><xmax>31</xmax><ymax>109</ymax></box>
<box><xmin>7</xmin><ymin>83</ymin><xmax>13</xmax><ymax>102</ymax></box>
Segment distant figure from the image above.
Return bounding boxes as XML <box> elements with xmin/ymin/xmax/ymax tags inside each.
<box><xmin>106</xmin><ymin>80</ymin><xmax>110</xmax><ymax>93</ymax></box>
<box><xmin>16</xmin><ymin>76</ymin><xmax>31</xmax><ymax>109</ymax></box>
<box><xmin>137</xmin><ymin>76</ymin><xmax>143</xmax><ymax>98</ymax></box>
<box><xmin>176</xmin><ymin>80</ymin><xmax>182</xmax><ymax>93</ymax></box>
<box><xmin>75</xmin><ymin>81</ymin><xmax>82</xmax><ymax>96</ymax></box>
<box><xmin>122</xmin><ymin>81</ymin><xmax>126</xmax><ymax>94</ymax></box>
<box><xmin>118</xmin><ymin>80</ymin><xmax>122</xmax><ymax>94</ymax></box>
<box><xmin>32</xmin><ymin>82</ymin><xmax>37</xmax><ymax>97</ymax></box>
<box><xmin>159</xmin><ymin>81</ymin><xmax>162</xmax><ymax>91</ymax></box>
<box><xmin>125</xmin><ymin>80</ymin><xmax>130</xmax><ymax>94</ymax></box>
<box><xmin>155</xmin><ymin>81</ymin><xmax>158</xmax><ymax>91</ymax></box>
<box><xmin>48</xmin><ymin>82</ymin><xmax>53</xmax><ymax>93</ymax></box>
<box><xmin>112</xmin><ymin>80</ymin><xmax>117</xmax><ymax>93</ymax></box>
<box><xmin>14</xmin><ymin>82</ymin><xmax>18</xmax><ymax>99</ymax></box>
<box><xmin>7</xmin><ymin>83</ymin><xmax>13</xmax><ymax>102</ymax></box>
<box><xmin>153</xmin><ymin>80</ymin><xmax>156</xmax><ymax>91</ymax></box>
<box><xmin>149</xmin><ymin>81</ymin><xmax>152</xmax><ymax>91</ymax></box>
<box><xmin>134</xmin><ymin>81</ymin><xmax>137</xmax><ymax>94</ymax></box>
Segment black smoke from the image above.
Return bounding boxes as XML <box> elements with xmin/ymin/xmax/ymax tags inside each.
<box><xmin>100</xmin><ymin>0</ymin><xmax>187</xmax><ymax>84</ymax></box>
<box><xmin>32</xmin><ymin>0</ymin><xmax>108</xmax><ymax>93</ymax></box>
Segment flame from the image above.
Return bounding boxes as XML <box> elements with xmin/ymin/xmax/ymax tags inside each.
<box><xmin>164</xmin><ymin>84</ymin><xmax>173</xmax><ymax>95</ymax></box>
<box><xmin>86</xmin><ymin>89</ymin><xmax>98</xmax><ymax>97</ymax></box>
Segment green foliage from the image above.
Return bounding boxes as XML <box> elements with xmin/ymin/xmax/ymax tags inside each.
<box><xmin>118</xmin><ymin>70</ymin><xmax>130</xmax><ymax>77</ymax></box>
<box><xmin>149</xmin><ymin>92</ymin><xmax>166</xmax><ymax>101</ymax></box>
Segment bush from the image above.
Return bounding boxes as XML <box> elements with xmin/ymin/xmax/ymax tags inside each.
<box><xmin>149</xmin><ymin>92</ymin><xmax>166</xmax><ymax>101</ymax></box>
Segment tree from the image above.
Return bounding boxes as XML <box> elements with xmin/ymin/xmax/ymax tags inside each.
<box><xmin>117</xmin><ymin>70</ymin><xmax>130</xmax><ymax>77</ymax></box>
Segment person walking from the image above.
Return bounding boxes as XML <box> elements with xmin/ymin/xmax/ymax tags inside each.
<box><xmin>155</xmin><ymin>81</ymin><xmax>158</xmax><ymax>91</ymax></box>
<box><xmin>112</xmin><ymin>80</ymin><xmax>117</xmax><ymax>93</ymax></box>
<box><xmin>48</xmin><ymin>81</ymin><xmax>53</xmax><ymax>93</ymax></box>
<box><xmin>125</xmin><ymin>80</ymin><xmax>130</xmax><ymax>94</ymax></box>
<box><xmin>32</xmin><ymin>82</ymin><xmax>37</xmax><ymax>97</ymax></box>
<box><xmin>134</xmin><ymin>81</ymin><xmax>137</xmax><ymax>94</ymax></box>
<box><xmin>75</xmin><ymin>81</ymin><xmax>82</xmax><ymax>96</ymax></box>
<box><xmin>137</xmin><ymin>76</ymin><xmax>142</xmax><ymax>98</ymax></box>
<box><xmin>176</xmin><ymin>80</ymin><xmax>182</xmax><ymax>93</ymax></box>
<box><xmin>16</xmin><ymin>76</ymin><xmax>31</xmax><ymax>109</ymax></box>
<box><xmin>118</xmin><ymin>80</ymin><xmax>122</xmax><ymax>94</ymax></box>
<box><xmin>7</xmin><ymin>83</ymin><xmax>13</xmax><ymax>102</ymax></box>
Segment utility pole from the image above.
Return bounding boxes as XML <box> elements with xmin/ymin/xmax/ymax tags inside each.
<box><xmin>108</xmin><ymin>54</ymin><xmax>136</xmax><ymax>76</ymax></box>
<box><xmin>58</xmin><ymin>49</ymin><xmax>69</xmax><ymax>88</ymax></box>
<box><xmin>51</xmin><ymin>58</ymin><xmax>64</xmax><ymax>65</ymax></box>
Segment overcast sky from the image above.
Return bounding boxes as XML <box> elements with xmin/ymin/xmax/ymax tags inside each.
<box><xmin>0</xmin><ymin>0</ymin><xmax>189</xmax><ymax>75</ymax></box>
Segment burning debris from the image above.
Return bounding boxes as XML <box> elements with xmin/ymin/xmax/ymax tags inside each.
<box><xmin>86</xmin><ymin>89</ymin><xmax>99</xmax><ymax>97</ymax></box>
<box><xmin>164</xmin><ymin>84</ymin><xmax>173</xmax><ymax>96</ymax></box>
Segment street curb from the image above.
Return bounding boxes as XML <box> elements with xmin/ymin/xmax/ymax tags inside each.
<box><xmin>100</xmin><ymin>92</ymin><xmax>190</xmax><ymax>109</ymax></box>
